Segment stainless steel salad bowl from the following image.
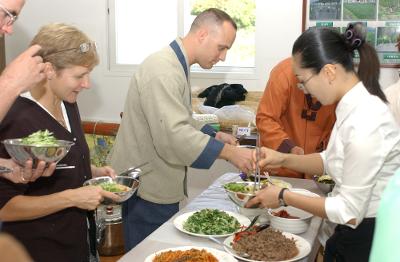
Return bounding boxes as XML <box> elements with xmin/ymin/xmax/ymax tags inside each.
<box><xmin>223</xmin><ymin>181</ymin><xmax>260</xmax><ymax>209</ymax></box>
<box><xmin>2</xmin><ymin>138</ymin><xmax>74</xmax><ymax>167</ymax></box>
<box><xmin>312</xmin><ymin>175</ymin><xmax>335</xmax><ymax>194</ymax></box>
<box><xmin>83</xmin><ymin>176</ymin><xmax>140</xmax><ymax>204</ymax></box>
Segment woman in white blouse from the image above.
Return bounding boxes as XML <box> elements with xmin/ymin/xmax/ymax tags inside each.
<box><xmin>247</xmin><ymin>23</ymin><xmax>400</xmax><ymax>262</ymax></box>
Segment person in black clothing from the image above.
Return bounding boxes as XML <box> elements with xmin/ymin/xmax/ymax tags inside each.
<box><xmin>0</xmin><ymin>23</ymin><xmax>119</xmax><ymax>262</ymax></box>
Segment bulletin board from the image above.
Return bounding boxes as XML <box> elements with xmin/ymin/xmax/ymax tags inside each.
<box><xmin>302</xmin><ymin>0</ymin><xmax>400</xmax><ymax>68</ymax></box>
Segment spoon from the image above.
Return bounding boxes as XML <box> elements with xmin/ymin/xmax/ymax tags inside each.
<box><xmin>242</xmin><ymin>214</ymin><xmax>260</xmax><ymax>232</ymax></box>
<box><xmin>208</xmin><ymin>236</ymin><xmax>250</xmax><ymax>258</ymax></box>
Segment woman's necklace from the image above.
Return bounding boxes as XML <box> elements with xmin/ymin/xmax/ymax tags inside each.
<box><xmin>57</xmin><ymin>117</ymin><xmax>67</xmax><ymax>129</ymax></box>
<box><xmin>51</xmin><ymin>103</ymin><xmax>67</xmax><ymax>129</ymax></box>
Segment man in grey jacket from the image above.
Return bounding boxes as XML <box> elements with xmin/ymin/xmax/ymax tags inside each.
<box><xmin>110</xmin><ymin>8</ymin><xmax>254</xmax><ymax>250</ymax></box>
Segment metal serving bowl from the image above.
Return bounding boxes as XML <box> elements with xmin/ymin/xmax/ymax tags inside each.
<box><xmin>312</xmin><ymin>175</ymin><xmax>335</xmax><ymax>194</ymax></box>
<box><xmin>83</xmin><ymin>176</ymin><xmax>140</xmax><ymax>204</ymax></box>
<box><xmin>223</xmin><ymin>181</ymin><xmax>261</xmax><ymax>209</ymax></box>
<box><xmin>2</xmin><ymin>138</ymin><xmax>74</xmax><ymax>167</ymax></box>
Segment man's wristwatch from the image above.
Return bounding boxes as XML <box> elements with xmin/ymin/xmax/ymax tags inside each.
<box><xmin>278</xmin><ymin>188</ymin><xmax>288</xmax><ymax>207</ymax></box>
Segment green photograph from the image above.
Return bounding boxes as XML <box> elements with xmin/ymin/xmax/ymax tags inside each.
<box><xmin>312</xmin><ymin>25</ymin><xmax>341</xmax><ymax>32</ymax></box>
<box><xmin>309</xmin><ymin>0</ymin><xmax>341</xmax><ymax>20</ymax></box>
<box><xmin>343</xmin><ymin>0</ymin><xmax>377</xmax><ymax>20</ymax></box>
<box><xmin>376</xmin><ymin>26</ymin><xmax>400</xmax><ymax>52</ymax></box>
<box><xmin>379</xmin><ymin>0</ymin><xmax>400</xmax><ymax>20</ymax></box>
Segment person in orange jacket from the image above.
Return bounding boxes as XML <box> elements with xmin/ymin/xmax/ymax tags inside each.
<box><xmin>256</xmin><ymin>57</ymin><xmax>336</xmax><ymax>178</ymax></box>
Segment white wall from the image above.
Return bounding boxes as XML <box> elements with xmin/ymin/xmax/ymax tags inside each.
<box><xmin>5</xmin><ymin>0</ymin><xmax>399</xmax><ymax>123</ymax></box>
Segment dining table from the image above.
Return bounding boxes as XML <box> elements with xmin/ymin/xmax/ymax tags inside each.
<box><xmin>118</xmin><ymin>172</ymin><xmax>325</xmax><ymax>262</ymax></box>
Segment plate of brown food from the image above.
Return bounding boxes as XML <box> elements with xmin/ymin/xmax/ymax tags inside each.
<box><xmin>144</xmin><ymin>246</ymin><xmax>237</xmax><ymax>262</ymax></box>
<box><xmin>223</xmin><ymin>227</ymin><xmax>311</xmax><ymax>262</ymax></box>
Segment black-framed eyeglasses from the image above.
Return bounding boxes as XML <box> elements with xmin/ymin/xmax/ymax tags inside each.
<box><xmin>44</xmin><ymin>42</ymin><xmax>97</xmax><ymax>58</ymax></box>
<box><xmin>0</xmin><ymin>3</ymin><xmax>18</xmax><ymax>26</ymax></box>
<box><xmin>297</xmin><ymin>74</ymin><xmax>316</xmax><ymax>92</ymax></box>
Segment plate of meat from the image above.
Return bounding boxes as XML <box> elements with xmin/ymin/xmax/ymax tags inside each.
<box><xmin>223</xmin><ymin>227</ymin><xmax>311</xmax><ymax>262</ymax></box>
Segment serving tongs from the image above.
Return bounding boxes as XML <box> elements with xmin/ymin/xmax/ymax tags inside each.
<box><xmin>118</xmin><ymin>162</ymin><xmax>149</xmax><ymax>179</ymax></box>
<box><xmin>253</xmin><ymin>134</ymin><xmax>261</xmax><ymax>192</ymax></box>
<box><xmin>208</xmin><ymin>236</ymin><xmax>250</xmax><ymax>258</ymax></box>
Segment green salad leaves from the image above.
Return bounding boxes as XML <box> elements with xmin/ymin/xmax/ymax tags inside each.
<box><xmin>98</xmin><ymin>182</ymin><xmax>130</xmax><ymax>193</ymax></box>
<box><xmin>183</xmin><ymin>209</ymin><xmax>240</xmax><ymax>235</ymax></box>
<box><xmin>224</xmin><ymin>182</ymin><xmax>254</xmax><ymax>193</ymax></box>
<box><xmin>22</xmin><ymin>130</ymin><xmax>59</xmax><ymax>146</ymax></box>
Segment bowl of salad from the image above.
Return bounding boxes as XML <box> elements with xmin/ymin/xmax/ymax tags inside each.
<box><xmin>312</xmin><ymin>175</ymin><xmax>335</xmax><ymax>194</ymax></box>
<box><xmin>2</xmin><ymin>130</ymin><xmax>74</xmax><ymax>168</ymax></box>
<box><xmin>83</xmin><ymin>176</ymin><xmax>139</xmax><ymax>204</ymax></box>
<box><xmin>223</xmin><ymin>181</ymin><xmax>263</xmax><ymax>209</ymax></box>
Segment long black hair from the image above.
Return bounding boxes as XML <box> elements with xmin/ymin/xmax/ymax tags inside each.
<box><xmin>292</xmin><ymin>23</ymin><xmax>387</xmax><ymax>102</ymax></box>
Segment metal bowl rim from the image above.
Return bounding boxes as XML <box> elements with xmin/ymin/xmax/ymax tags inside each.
<box><xmin>2</xmin><ymin>138</ymin><xmax>75</xmax><ymax>147</ymax></box>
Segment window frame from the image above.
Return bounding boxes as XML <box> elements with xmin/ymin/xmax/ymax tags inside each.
<box><xmin>106</xmin><ymin>0</ymin><xmax>258</xmax><ymax>79</ymax></box>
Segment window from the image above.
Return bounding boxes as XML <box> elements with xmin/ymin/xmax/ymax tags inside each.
<box><xmin>108</xmin><ymin>0</ymin><xmax>255</xmax><ymax>74</ymax></box>
<box><xmin>110</xmin><ymin>0</ymin><xmax>179</xmax><ymax>66</ymax></box>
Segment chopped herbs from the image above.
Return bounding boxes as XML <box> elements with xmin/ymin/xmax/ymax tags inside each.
<box><xmin>224</xmin><ymin>182</ymin><xmax>255</xmax><ymax>193</ymax></box>
<box><xmin>21</xmin><ymin>130</ymin><xmax>59</xmax><ymax>146</ymax></box>
<box><xmin>317</xmin><ymin>175</ymin><xmax>334</xmax><ymax>184</ymax></box>
<box><xmin>98</xmin><ymin>182</ymin><xmax>130</xmax><ymax>193</ymax></box>
<box><xmin>183</xmin><ymin>209</ymin><xmax>240</xmax><ymax>235</ymax></box>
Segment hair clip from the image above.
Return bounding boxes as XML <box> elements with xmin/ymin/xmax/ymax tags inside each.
<box><xmin>344</xmin><ymin>22</ymin><xmax>365</xmax><ymax>50</ymax></box>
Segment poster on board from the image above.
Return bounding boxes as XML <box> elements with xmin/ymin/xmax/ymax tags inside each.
<box><xmin>304</xmin><ymin>0</ymin><xmax>400</xmax><ymax>67</ymax></box>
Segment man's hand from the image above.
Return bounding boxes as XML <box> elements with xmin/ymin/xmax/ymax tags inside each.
<box><xmin>0</xmin><ymin>45</ymin><xmax>46</xmax><ymax>94</ymax></box>
<box><xmin>215</xmin><ymin>131</ymin><xmax>238</xmax><ymax>145</ymax></box>
<box><xmin>220</xmin><ymin>144</ymin><xmax>254</xmax><ymax>174</ymax></box>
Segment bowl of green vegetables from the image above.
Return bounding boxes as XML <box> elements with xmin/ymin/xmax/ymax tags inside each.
<box><xmin>2</xmin><ymin>130</ymin><xmax>74</xmax><ymax>167</ymax></box>
<box><xmin>312</xmin><ymin>175</ymin><xmax>335</xmax><ymax>194</ymax></box>
<box><xmin>83</xmin><ymin>176</ymin><xmax>140</xmax><ymax>204</ymax></box>
<box><xmin>223</xmin><ymin>181</ymin><xmax>261</xmax><ymax>208</ymax></box>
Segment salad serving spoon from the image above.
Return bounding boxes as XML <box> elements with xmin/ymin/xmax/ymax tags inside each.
<box><xmin>207</xmin><ymin>236</ymin><xmax>250</xmax><ymax>258</ymax></box>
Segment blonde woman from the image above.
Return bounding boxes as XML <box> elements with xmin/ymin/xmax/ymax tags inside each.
<box><xmin>0</xmin><ymin>23</ymin><xmax>118</xmax><ymax>262</ymax></box>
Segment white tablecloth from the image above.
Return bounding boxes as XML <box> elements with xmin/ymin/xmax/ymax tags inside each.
<box><xmin>118</xmin><ymin>173</ymin><xmax>324</xmax><ymax>262</ymax></box>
